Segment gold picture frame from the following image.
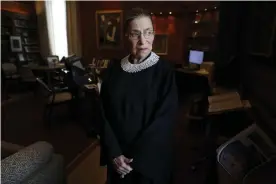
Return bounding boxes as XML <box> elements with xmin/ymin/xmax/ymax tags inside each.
<box><xmin>153</xmin><ymin>34</ymin><xmax>168</xmax><ymax>55</ymax></box>
<box><xmin>95</xmin><ymin>10</ymin><xmax>123</xmax><ymax>50</ymax></box>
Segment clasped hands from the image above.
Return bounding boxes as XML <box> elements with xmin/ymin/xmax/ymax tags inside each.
<box><xmin>113</xmin><ymin>155</ymin><xmax>133</xmax><ymax>178</ymax></box>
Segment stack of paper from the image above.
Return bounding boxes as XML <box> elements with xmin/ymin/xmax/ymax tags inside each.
<box><xmin>208</xmin><ymin>92</ymin><xmax>244</xmax><ymax>113</ymax></box>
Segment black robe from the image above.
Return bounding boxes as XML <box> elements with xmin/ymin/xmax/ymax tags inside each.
<box><xmin>100</xmin><ymin>56</ymin><xmax>178</xmax><ymax>184</ymax></box>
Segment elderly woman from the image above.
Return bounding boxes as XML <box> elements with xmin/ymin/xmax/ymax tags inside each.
<box><xmin>100</xmin><ymin>8</ymin><xmax>178</xmax><ymax>184</ymax></box>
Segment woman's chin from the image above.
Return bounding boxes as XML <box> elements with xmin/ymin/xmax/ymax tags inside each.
<box><xmin>138</xmin><ymin>50</ymin><xmax>150</xmax><ymax>57</ymax></box>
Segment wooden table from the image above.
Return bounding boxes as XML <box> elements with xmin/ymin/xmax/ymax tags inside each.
<box><xmin>175</xmin><ymin>68</ymin><xmax>210</xmax><ymax>77</ymax></box>
<box><xmin>23</xmin><ymin>63</ymin><xmax>65</xmax><ymax>87</ymax></box>
<box><xmin>24</xmin><ymin>63</ymin><xmax>65</xmax><ymax>70</ymax></box>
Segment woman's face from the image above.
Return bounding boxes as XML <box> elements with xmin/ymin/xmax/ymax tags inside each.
<box><xmin>127</xmin><ymin>16</ymin><xmax>154</xmax><ymax>60</ymax></box>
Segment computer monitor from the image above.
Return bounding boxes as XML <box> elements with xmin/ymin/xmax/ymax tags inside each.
<box><xmin>189</xmin><ymin>50</ymin><xmax>204</xmax><ymax>65</ymax></box>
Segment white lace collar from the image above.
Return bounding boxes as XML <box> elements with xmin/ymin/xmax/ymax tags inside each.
<box><xmin>121</xmin><ymin>52</ymin><xmax>159</xmax><ymax>73</ymax></box>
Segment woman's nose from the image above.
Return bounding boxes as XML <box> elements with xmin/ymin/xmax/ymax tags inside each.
<box><xmin>139</xmin><ymin>34</ymin><xmax>146</xmax><ymax>44</ymax></box>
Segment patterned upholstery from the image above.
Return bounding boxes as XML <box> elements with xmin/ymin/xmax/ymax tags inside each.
<box><xmin>1</xmin><ymin>141</ymin><xmax>65</xmax><ymax>184</ymax></box>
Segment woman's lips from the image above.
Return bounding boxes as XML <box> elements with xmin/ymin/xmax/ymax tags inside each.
<box><xmin>138</xmin><ymin>48</ymin><xmax>148</xmax><ymax>51</ymax></box>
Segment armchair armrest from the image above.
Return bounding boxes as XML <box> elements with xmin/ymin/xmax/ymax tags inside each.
<box><xmin>1</xmin><ymin>141</ymin><xmax>54</xmax><ymax>184</ymax></box>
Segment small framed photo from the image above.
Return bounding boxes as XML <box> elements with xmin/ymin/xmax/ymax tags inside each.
<box><xmin>10</xmin><ymin>36</ymin><xmax>23</xmax><ymax>52</ymax></box>
<box><xmin>46</xmin><ymin>55</ymin><xmax>59</xmax><ymax>66</ymax></box>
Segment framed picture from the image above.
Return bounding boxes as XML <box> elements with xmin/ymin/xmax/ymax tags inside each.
<box><xmin>153</xmin><ymin>34</ymin><xmax>168</xmax><ymax>55</ymax></box>
<box><xmin>10</xmin><ymin>36</ymin><xmax>23</xmax><ymax>52</ymax></box>
<box><xmin>96</xmin><ymin>10</ymin><xmax>123</xmax><ymax>49</ymax></box>
<box><xmin>46</xmin><ymin>55</ymin><xmax>59</xmax><ymax>66</ymax></box>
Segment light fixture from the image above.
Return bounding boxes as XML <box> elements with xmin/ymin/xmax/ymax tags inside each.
<box><xmin>169</xmin><ymin>12</ymin><xmax>172</xmax><ymax>15</ymax></box>
<box><xmin>160</xmin><ymin>12</ymin><xmax>162</xmax><ymax>14</ymax></box>
<box><xmin>196</xmin><ymin>10</ymin><xmax>199</xmax><ymax>13</ymax></box>
<box><xmin>204</xmin><ymin>8</ymin><xmax>207</xmax><ymax>11</ymax></box>
<box><xmin>151</xmin><ymin>12</ymin><xmax>153</xmax><ymax>15</ymax></box>
<box><xmin>214</xmin><ymin>6</ymin><xmax>217</xmax><ymax>9</ymax></box>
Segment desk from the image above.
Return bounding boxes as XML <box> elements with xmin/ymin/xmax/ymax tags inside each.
<box><xmin>175</xmin><ymin>68</ymin><xmax>212</xmax><ymax>95</ymax></box>
<box><xmin>24</xmin><ymin>63</ymin><xmax>65</xmax><ymax>70</ymax></box>
<box><xmin>23</xmin><ymin>64</ymin><xmax>65</xmax><ymax>87</ymax></box>
<box><xmin>175</xmin><ymin>68</ymin><xmax>209</xmax><ymax>77</ymax></box>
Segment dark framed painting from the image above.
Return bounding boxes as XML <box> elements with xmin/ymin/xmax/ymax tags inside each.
<box><xmin>153</xmin><ymin>34</ymin><xmax>168</xmax><ymax>55</ymax></box>
<box><xmin>95</xmin><ymin>10</ymin><xmax>123</xmax><ymax>49</ymax></box>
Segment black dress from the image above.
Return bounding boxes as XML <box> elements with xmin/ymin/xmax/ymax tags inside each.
<box><xmin>100</xmin><ymin>52</ymin><xmax>178</xmax><ymax>184</ymax></box>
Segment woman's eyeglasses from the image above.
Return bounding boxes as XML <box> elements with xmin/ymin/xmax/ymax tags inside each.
<box><xmin>127</xmin><ymin>30</ymin><xmax>155</xmax><ymax>40</ymax></box>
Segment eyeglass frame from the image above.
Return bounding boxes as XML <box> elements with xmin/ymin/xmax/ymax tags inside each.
<box><xmin>125</xmin><ymin>30</ymin><xmax>155</xmax><ymax>40</ymax></box>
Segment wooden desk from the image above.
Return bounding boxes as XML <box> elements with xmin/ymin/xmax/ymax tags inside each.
<box><xmin>23</xmin><ymin>63</ymin><xmax>65</xmax><ymax>87</ymax></box>
<box><xmin>175</xmin><ymin>68</ymin><xmax>209</xmax><ymax>77</ymax></box>
<box><xmin>208</xmin><ymin>100</ymin><xmax>251</xmax><ymax>115</ymax></box>
<box><xmin>175</xmin><ymin>68</ymin><xmax>212</xmax><ymax>93</ymax></box>
<box><xmin>24</xmin><ymin>63</ymin><xmax>65</xmax><ymax>70</ymax></box>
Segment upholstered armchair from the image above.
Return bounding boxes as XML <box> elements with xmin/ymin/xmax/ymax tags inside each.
<box><xmin>1</xmin><ymin>141</ymin><xmax>66</xmax><ymax>184</ymax></box>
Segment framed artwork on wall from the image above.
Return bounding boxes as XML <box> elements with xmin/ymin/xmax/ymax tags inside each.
<box><xmin>95</xmin><ymin>10</ymin><xmax>123</xmax><ymax>49</ymax></box>
<box><xmin>153</xmin><ymin>34</ymin><xmax>168</xmax><ymax>55</ymax></box>
<box><xmin>10</xmin><ymin>36</ymin><xmax>22</xmax><ymax>52</ymax></box>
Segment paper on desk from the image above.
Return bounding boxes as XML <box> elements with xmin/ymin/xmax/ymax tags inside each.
<box><xmin>208</xmin><ymin>92</ymin><xmax>243</xmax><ymax>113</ymax></box>
<box><xmin>208</xmin><ymin>92</ymin><xmax>240</xmax><ymax>103</ymax></box>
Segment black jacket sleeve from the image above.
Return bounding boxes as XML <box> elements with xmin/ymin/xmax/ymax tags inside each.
<box><xmin>100</xmin><ymin>63</ymin><xmax>122</xmax><ymax>163</ymax></box>
<box><xmin>129</xmin><ymin>65</ymin><xmax>178</xmax><ymax>180</ymax></box>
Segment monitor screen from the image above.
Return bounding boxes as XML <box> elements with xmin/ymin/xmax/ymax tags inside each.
<box><xmin>189</xmin><ymin>50</ymin><xmax>204</xmax><ymax>64</ymax></box>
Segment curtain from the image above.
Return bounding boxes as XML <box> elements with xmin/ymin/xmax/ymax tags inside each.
<box><xmin>36</xmin><ymin>1</ymin><xmax>81</xmax><ymax>59</ymax></box>
<box><xmin>66</xmin><ymin>1</ymin><xmax>82</xmax><ymax>56</ymax></box>
<box><xmin>36</xmin><ymin>1</ymin><xmax>68</xmax><ymax>59</ymax></box>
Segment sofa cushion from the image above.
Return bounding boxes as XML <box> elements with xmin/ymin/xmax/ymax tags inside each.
<box><xmin>1</xmin><ymin>141</ymin><xmax>53</xmax><ymax>184</ymax></box>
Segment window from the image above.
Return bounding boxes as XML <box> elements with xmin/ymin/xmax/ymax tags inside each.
<box><xmin>45</xmin><ymin>0</ymin><xmax>68</xmax><ymax>59</ymax></box>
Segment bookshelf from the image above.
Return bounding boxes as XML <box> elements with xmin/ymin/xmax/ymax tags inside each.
<box><xmin>1</xmin><ymin>9</ymin><xmax>41</xmax><ymax>67</ymax></box>
<box><xmin>186</xmin><ymin>5</ymin><xmax>219</xmax><ymax>63</ymax></box>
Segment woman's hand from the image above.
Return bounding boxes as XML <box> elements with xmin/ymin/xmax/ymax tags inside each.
<box><xmin>113</xmin><ymin>155</ymin><xmax>133</xmax><ymax>177</ymax></box>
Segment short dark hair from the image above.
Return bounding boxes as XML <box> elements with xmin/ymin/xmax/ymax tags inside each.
<box><xmin>124</xmin><ymin>7</ymin><xmax>153</xmax><ymax>33</ymax></box>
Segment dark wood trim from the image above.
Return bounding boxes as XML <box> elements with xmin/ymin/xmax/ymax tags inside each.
<box><xmin>66</xmin><ymin>138</ymin><xmax>100</xmax><ymax>174</ymax></box>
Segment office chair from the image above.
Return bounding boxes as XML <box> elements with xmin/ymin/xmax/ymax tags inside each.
<box><xmin>36</xmin><ymin>78</ymin><xmax>73</xmax><ymax>127</ymax></box>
